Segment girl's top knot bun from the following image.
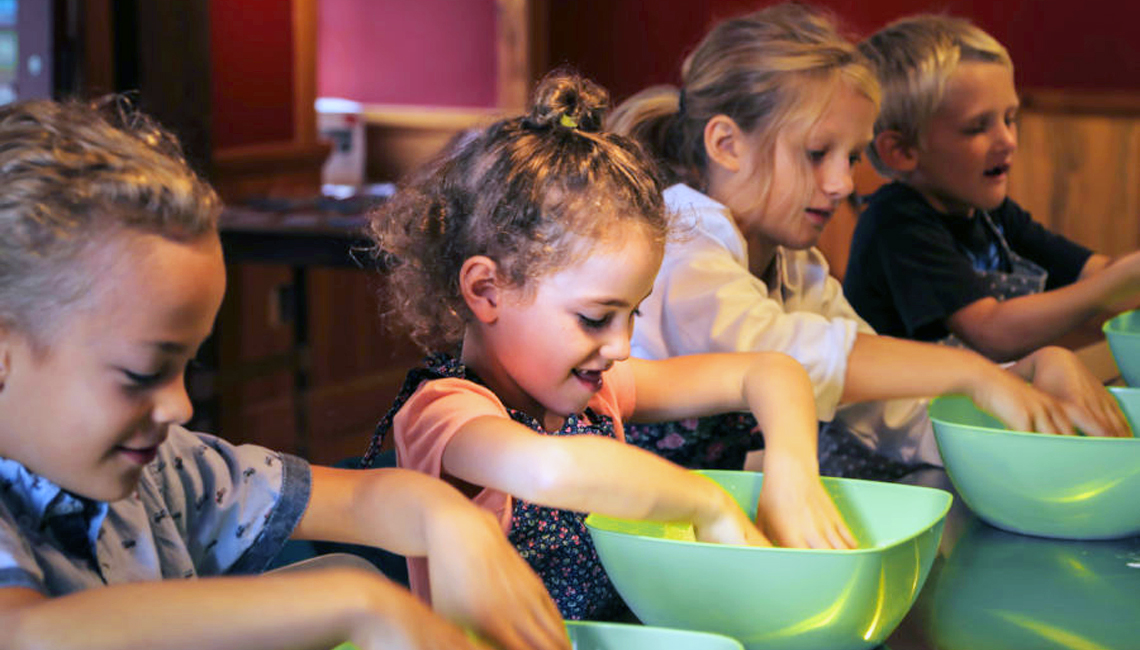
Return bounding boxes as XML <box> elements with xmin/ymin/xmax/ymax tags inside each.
<box><xmin>526</xmin><ymin>68</ymin><xmax>609</xmax><ymax>133</ymax></box>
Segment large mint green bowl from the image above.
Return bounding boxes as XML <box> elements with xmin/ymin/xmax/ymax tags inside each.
<box><xmin>929</xmin><ymin>386</ymin><xmax>1140</xmax><ymax>540</ymax></box>
<box><xmin>1104</xmin><ymin>309</ymin><xmax>1140</xmax><ymax>386</ymax></box>
<box><xmin>331</xmin><ymin>620</ymin><xmax>743</xmax><ymax>650</ymax></box>
<box><xmin>585</xmin><ymin>470</ymin><xmax>951</xmax><ymax>650</ymax></box>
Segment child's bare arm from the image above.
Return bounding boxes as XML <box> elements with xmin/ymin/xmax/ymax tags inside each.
<box><xmin>1007</xmin><ymin>346</ymin><xmax>1132</xmax><ymax>438</ymax></box>
<box><xmin>844</xmin><ymin>333</ymin><xmax>1084</xmax><ymax>434</ymax></box>
<box><xmin>441</xmin><ymin>415</ymin><xmax>768</xmax><ymax>547</ymax></box>
<box><xmin>293</xmin><ymin>466</ymin><xmax>568</xmax><ymax>650</ymax></box>
<box><xmin>628</xmin><ymin>353</ymin><xmax>853</xmax><ymax>550</ymax></box>
<box><xmin>947</xmin><ymin>250</ymin><xmax>1140</xmax><ymax>361</ymax></box>
<box><xmin>0</xmin><ymin>568</ymin><xmax>482</xmax><ymax>650</ymax></box>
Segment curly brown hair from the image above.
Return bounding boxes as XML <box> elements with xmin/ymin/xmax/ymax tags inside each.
<box><xmin>368</xmin><ymin>70</ymin><xmax>669</xmax><ymax>352</ymax></box>
<box><xmin>0</xmin><ymin>97</ymin><xmax>220</xmax><ymax>345</ymax></box>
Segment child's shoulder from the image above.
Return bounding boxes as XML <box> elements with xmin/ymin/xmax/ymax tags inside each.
<box><xmin>862</xmin><ymin>181</ymin><xmax>936</xmax><ymax>223</ymax></box>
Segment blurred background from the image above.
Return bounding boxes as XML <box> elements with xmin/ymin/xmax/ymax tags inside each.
<box><xmin>3</xmin><ymin>0</ymin><xmax>1137</xmax><ymax>464</ymax></box>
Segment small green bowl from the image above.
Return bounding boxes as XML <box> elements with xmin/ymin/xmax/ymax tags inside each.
<box><xmin>1104</xmin><ymin>309</ymin><xmax>1140</xmax><ymax>386</ymax></box>
<box><xmin>929</xmin><ymin>386</ymin><xmax>1140</xmax><ymax>540</ymax></box>
<box><xmin>585</xmin><ymin>470</ymin><xmax>951</xmax><ymax>650</ymax></box>
<box><xmin>331</xmin><ymin>620</ymin><xmax>743</xmax><ymax>650</ymax></box>
<box><xmin>928</xmin><ymin>518</ymin><xmax>1140</xmax><ymax>649</ymax></box>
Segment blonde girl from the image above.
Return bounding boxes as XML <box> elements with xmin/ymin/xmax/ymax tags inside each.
<box><xmin>609</xmin><ymin>2</ymin><xmax>1128</xmax><ymax>477</ymax></box>
<box><xmin>364</xmin><ymin>70</ymin><xmax>855</xmax><ymax>621</ymax></box>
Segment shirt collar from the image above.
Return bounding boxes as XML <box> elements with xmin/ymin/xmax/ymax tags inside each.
<box><xmin>0</xmin><ymin>455</ymin><xmax>109</xmax><ymax>551</ymax></box>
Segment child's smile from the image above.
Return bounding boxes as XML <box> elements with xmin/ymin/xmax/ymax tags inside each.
<box><xmin>464</xmin><ymin>225</ymin><xmax>663</xmax><ymax>428</ymax></box>
<box><xmin>0</xmin><ymin>231</ymin><xmax>225</xmax><ymax>502</ymax></box>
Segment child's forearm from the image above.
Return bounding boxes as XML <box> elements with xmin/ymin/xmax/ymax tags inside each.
<box><xmin>2</xmin><ymin>568</ymin><xmax>416</xmax><ymax>650</ymax></box>
<box><xmin>842</xmin><ymin>333</ymin><xmax>998</xmax><ymax>403</ymax></box>
<box><xmin>627</xmin><ymin>352</ymin><xmax>820</xmax><ymax>469</ymax></box>
<box><xmin>294</xmin><ymin>466</ymin><xmax>481</xmax><ymax>556</ymax></box>
<box><xmin>739</xmin><ymin>352</ymin><xmax>819</xmax><ymax>467</ymax></box>
<box><xmin>455</xmin><ymin>419</ymin><xmax>739</xmax><ymax>527</ymax></box>
<box><xmin>947</xmin><ymin>253</ymin><xmax>1140</xmax><ymax>361</ymax></box>
<box><xmin>297</xmin><ymin>467</ymin><xmax>568</xmax><ymax>650</ymax></box>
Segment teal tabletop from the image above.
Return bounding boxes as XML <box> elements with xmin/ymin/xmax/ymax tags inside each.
<box><xmin>884</xmin><ymin>468</ymin><xmax>1140</xmax><ymax>650</ymax></box>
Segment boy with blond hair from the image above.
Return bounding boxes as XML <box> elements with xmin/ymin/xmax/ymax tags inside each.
<box><xmin>845</xmin><ymin>15</ymin><xmax>1140</xmax><ymax>362</ymax></box>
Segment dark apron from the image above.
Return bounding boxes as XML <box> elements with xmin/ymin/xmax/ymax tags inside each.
<box><xmin>363</xmin><ymin>354</ymin><xmax>629</xmax><ymax>621</ymax></box>
<box><xmin>939</xmin><ymin>210</ymin><xmax>1048</xmax><ymax>348</ymax></box>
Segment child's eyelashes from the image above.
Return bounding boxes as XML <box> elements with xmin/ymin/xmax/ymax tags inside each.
<box><xmin>578</xmin><ymin>313</ymin><xmax>613</xmax><ymax>330</ymax></box>
<box><xmin>808</xmin><ymin>148</ymin><xmax>863</xmax><ymax>167</ymax></box>
<box><xmin>122</xmin><ymin>369</ymin><xmax>165</xmax><ymax>388</ymax></box>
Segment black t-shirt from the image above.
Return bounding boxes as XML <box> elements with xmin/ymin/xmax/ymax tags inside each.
<box><xmin>843</xmin><ymin>182</ymin><xmax>1093</xmax><ymax>341</ymax></box>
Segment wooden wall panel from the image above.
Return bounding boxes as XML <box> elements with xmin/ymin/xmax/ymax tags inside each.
<box><xmin>1009</xmin><ymin>109</ymin><xmax>1140</xmax><ymax>256</ymax></box>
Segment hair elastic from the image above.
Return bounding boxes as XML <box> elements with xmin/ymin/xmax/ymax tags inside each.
<box><xmin>559</xmin><ymin>114</ymin><xmax>578</xmax><ymax>129</ymax></box>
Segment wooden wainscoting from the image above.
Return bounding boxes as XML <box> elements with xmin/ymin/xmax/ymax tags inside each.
<box><xmin>1010</xmin><ymin>91</ymin><xmax>1140</xmax><ymax>257</ymax></box>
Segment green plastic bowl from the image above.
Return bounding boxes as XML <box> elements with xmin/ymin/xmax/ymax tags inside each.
<box><xmin>331</xmin><ymin>620</ymin><xmax>743</xmax><ymax>650</ymax></box>
<box><xmin>565</xmin><ymin>620</ymin><xmax>744</xmax><ymax>650</ymax></box>
<box><xmin>585</xmin><ymin>470</ymin><xmax>951</xmax><ymax>650</ymax></box>
<box><xmin>928</xmin><ymin>518</ymin><xmax>1140</xmax><ymax>649</ymax></box>
<box><xmin>1104</xmin><ymin>309</ymin><xmax>1140</xmax><ymax>386</ymax></box>
<box><xmin>928</xmin><ymin>386</ymin><xmax>1140</xmax><ymax>540</ymax></box>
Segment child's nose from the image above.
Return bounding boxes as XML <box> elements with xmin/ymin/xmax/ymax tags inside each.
<box><xmin>152</xmin><ymin>378</ymin><xmax>194</xmax><ymax>425</ymax></box>
<box><xmin>820</xmin><ymin>163</ymin><xmax>854</xmax><ymax>200</ymax></box>
<box><xmin>601</xmin><ymin>328</ymin><xmax>632</xmax><ymax>361</ymax></box>
<box><xmin>997</xmin><ymin>122</ymin><xmax>1018</xmax><ymax>151</ymax></box>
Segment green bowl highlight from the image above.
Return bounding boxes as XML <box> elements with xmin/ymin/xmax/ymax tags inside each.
<box><xmin>1104</xmin><ymin>309</ymin><xmax>1140</xmax><ymax>386</ymax></box>
<box><xmin>585</xmin><ymin>470</ymin><xmax>951</xmax><ymax>650</ymax></box>
<box><xmin>331</xmin><ymin>619</ymin><xmax>742</xmax><ymax>650</ymax></box>
<box><xmin>928</xmin><ymin>518</ymin><xmax>1140</xmax><ymax>649</ymax></box>
<box><xmin>929</xmin><ymin>386</ymin><xmax>1140</xmax><ymax>540</ymax></box>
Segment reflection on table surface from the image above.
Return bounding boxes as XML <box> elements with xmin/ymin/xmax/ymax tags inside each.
<box><xmin>884</xmin><ymin>469</ymin><xmax>1140</xmax><ymax>650</ymax></box>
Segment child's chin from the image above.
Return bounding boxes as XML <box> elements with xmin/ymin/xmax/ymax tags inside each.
<box><xmin>978</xmin><ymin>194</ymin><xmax>1008</xmax><ymax>211</ymax></box>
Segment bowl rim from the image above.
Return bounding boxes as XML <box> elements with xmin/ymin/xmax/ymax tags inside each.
<box><xmin>929</xmin><ymin>390</ymin><xmax>1140</xmax><ymax>443</ymax></box>
<box><xmin>1103</xmin><ymin>308</ymin><xmax>1140</xmax><ymax>336</ymax></box>
<box><xmin>584</xmin><ymin>472</ymin><xmax>952</xmax><ymax>556</ymax></box>
<box><xmin>564</xmin><ymin>620</ymin><xmax>746</xmax><ymax>648</ymax></box>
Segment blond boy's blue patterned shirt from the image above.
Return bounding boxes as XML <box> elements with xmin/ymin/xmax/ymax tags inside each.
<box><xmin>0</xmin><ymin>426</ymin><xmax>310</xmax><ymax>595</ymax></box>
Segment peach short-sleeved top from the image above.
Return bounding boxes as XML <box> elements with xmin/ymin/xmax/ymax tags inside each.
<box><xmin>393</xmin><ymin>358</ymin><xmax>637</xmax><ymax>602</ymax></box>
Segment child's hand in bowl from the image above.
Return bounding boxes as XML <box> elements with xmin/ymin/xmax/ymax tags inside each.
<box><xmin>1020</xmin><ymin>346</ymin><xmax>1133</xmax><ymax>438</ymax></box>
<box><xmin>691</xmin><ymin>476</ymin><xmax>772</xmax><ymax>547</ymax></box>
<box><xmin>755</xmin><ymin>451</ymin><xmax>856</xmax><ymax>550</ymax></box>
<box><xmin>426</xmin><ymin>506</ymin><xmax>570</xmax><ymax>650</ymax></box>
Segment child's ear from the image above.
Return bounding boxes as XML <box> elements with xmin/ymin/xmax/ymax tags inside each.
<box><xmin>704</xmin><ymin>114</ymin><xmax>747</xmax><ymax>174</ymax></box>
<box><xmin>0</xmin><ymin>328</ymin><xmax>12</xmax><ymax>390</ymax></box>
<box><xmin>873</xmin><ymin>130</ymin><xmax>919</xmax><ymax>173</ymax></box>
<box><xmin>459</xmin><ymin>256</ymin><xmax>503</xmax><ymax>324</ymax></box>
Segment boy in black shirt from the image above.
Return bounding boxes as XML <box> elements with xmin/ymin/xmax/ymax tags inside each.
<box><xmin>845</xmin><ymin>15</ymin><xmax>1140</xmax><ymax>362</ymax></box>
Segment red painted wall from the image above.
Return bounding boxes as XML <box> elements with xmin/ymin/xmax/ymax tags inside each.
<box><xmin>208</xmin><ymin>0</ymin><xmax>1138</xmax><ymax>151</ymax></box>
<box><xmin>545</xmin><ymin>0</ymin><xmax>1140</xmax><ymax>102</ymax></box>
<box><xmin>316</xmin><ymin>0</ymin><xmax>497</xmax><ymax>107</ymax></box>
<box><xmin>210</xmin><ymin>0</ymin><xmax>296</xmax><ymax>150</ymax></box>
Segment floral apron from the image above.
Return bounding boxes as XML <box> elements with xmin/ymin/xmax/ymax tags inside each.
<box><xmin>363</xmin><ymin>353</ymin><xmax>629</xmax><ymax>621</ymax></box>
<box><xmin>625</xmin><ymin>413</ymin><xmax>930</xmax><ymax>482</ymax></box>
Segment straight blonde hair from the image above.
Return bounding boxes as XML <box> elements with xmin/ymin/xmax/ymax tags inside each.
<box><xmin>609</xmin><ymin>1</ymin><xmax>879</xmax><ymax>216</ymax></box>
<box><xmin>859</xmin><ymin>14</ymin><xmax>1012</xmax><ymax>178</ymax></box>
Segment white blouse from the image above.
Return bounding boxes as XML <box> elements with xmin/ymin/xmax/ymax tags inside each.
<box><xmin>631</xmin><ymin>184</ymin><xmax>941</xmax><ymax>465</ymax></box>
